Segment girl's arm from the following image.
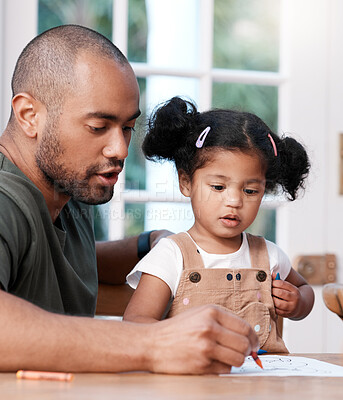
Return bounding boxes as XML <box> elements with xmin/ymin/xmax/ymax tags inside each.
<box><xmin>272</xmin><ymin>268</ymin><xmax>315</xmax><ymax>320</ymax></box>
<box><xmin>123</xmin><ymin>273</ymin><xmax>172</xmax><ymax>323</ymax></box>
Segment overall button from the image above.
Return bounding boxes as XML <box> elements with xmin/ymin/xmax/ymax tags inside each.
<box><xmin>236</xmin><ymin>273</ymin><xmax>241</xmax><ymax>281</ymax></box>
<box><xmin>189</xmin><ymin>272</ymin><xmax>201</xmax><ymax>283</ymax></box>
<box><xmin>226</xmin><ymin>273</ymin><xmax>233</xmax><ymax>281</ymax></box>
<box><xmin>256</xmin><ymin>270</ymin><xmax>267</xmax><ymax>282</ymax></box>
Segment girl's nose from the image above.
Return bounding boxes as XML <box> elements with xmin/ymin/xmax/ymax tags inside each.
<box><xmin>224</xmin><ymin>187</ymin><xmax>243</xmax><ymax>208</ymax></box>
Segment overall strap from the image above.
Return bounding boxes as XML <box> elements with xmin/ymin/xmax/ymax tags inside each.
<box><xmin>169</xmin><ymin>232</ymin><xmax>204</xmax><ymax>271</ymax></box>
<box><xmin>246</xmin><ymin>233</ymin><xmax>270</xmax><ymax>271</ymax></box>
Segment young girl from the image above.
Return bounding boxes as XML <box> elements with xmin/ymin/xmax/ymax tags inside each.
<box><xmin>124</xmin><ymin>97</ymin><xmax>314</xmax><ymax>353</ymax></box>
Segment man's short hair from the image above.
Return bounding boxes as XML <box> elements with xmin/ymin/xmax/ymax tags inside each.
<box><xmin>11</xmin><ymin>24</ymin><xmax>129</xmax><ymax>116</ymax></box>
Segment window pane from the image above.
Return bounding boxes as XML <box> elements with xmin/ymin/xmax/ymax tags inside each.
<box><xmin>38</xmin><ymin>0</ymin><xmax>113</xmax><ymax>38</ymax></box>
<box><xmin>246</xmin><ymin>208</ymin><xmax>276</xmax><ymax>242</ymax></box>
<box><xmin>143</xmin><ymin>0</ymin><xmax>200</xmax><ymax>69</ymax></box>
<box><xmin>146</xmin><ymin>76</ymin><xmax>199</xmax><ymax>110</ymax></box>
<box><xmin>125</xmin><ymin>78</ymin><xmax>146</xmax><ymax>190</ymax></box>
<box><xmin>125</xmin><ymin>203</ymin><xmax>145</xmax><ymax>236</ymax></box>
<box><xmin>213</xmin><ymin>0</ymin><xmax>280</xmax><ymax>72</ymax></box>
<box><xmin>212</xmin><ymin>82</ymin><xmax>278</xmax><ymax>132</ymax></box>
<box><xmin>145</xmin><ymin>202</ymin><xmax>194</xmax><ymax>233</ymax></box>
<box><xmin>124</xmin><ymin>201</ymin><xmax>193</xmax><ymax>237</ymax></box>
<box><xmin>128</xmin><ymin>0</ymin><xmax>148</xmax><ymax>62</ymax></box>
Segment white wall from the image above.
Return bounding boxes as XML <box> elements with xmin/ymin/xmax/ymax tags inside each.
<box><xmin>0</xmin><ymin>0</ymin><xmax>38</xmax><ymax>131</ymax></box>
<box><xmin>279</xmin><ymin>0</ymin><xmax>343</xmax><ymax>352</ymax></box>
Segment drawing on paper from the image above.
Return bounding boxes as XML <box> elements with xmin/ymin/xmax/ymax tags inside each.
<box><xmin>224</xmin><ymin>355</ymin><xmax>343</xmax><ymax>377</ymax></box>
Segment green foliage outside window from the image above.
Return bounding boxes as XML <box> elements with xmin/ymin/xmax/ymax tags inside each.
<box><xmin>213</xmin><ymin>0</ymin><xmax>280</xmax><ymax>72</ymax></box>
<box><xmin>212</xmin><ymin>82</ymin><xmax>278</xmax><ymax>133</ymax></box>
<box><xmin>128</xmin><ymin>0</ymin><xmax>148</xmax><ymax>62</ymax></box>
<box><xmin>38</xmin><ymin>0</ymin><xmax>113</xmax><ymax>38</ymax></box>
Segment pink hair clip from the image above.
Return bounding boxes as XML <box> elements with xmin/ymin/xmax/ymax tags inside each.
<box><xmin>268</xmin><ymin>133</ymin><xmax>277</xmax><ymax>157</ymax></box>
<box><xmin>196</xmin><ymin>126</ymin><xmax>211</xmax><ymax>148</ymax></box>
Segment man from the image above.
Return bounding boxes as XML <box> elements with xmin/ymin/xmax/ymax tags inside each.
<box><xmin>0</xmin><ymin>24</ymin><xmax>258</xmax><ymax>374</ymax></box>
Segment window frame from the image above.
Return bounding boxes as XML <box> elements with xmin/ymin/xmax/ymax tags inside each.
<box><xmin>109</xmin><ymin>0</ymin><xmax>284</xmax><ymax>240</ymax></box>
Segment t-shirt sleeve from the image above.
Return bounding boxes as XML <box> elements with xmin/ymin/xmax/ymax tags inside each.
<box><xmin>265</xmin><ymin>239</ymin><xmax>292</xmax><ymax>280</ymax></box>
<box><xmin>126</xmin><ymin>237</ymin><xmax>183</xmax><ymax>297</ymax></box>
<box><xmin>0</xmin><ymin>192</ymin><xmax>30</xmax><ymax>291</ymax></box>
<box><xmin>0</xmin><ymin>237</ymin><xmax>12</xmax><ymax>290</ymax></box>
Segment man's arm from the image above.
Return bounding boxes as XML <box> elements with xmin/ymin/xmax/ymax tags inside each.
<box><xmin>96</xmin><ymin>230</ymin><xmax>171</xmax><ymax>284</ymax></box>
<box><xmin>0</xmin><ymin>290</ymin><xmax>258</xmax><ymax>374</ymax></box>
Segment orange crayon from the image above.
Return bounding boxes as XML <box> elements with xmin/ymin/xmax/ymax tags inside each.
<box><xmin>250</xmin><ymin>352</ymin><xmax>263</xmax><ymax>369</ymax></box>
<box><xmin>16</xmin><ymin>370</ymin><xmax>74</xmax><ymax>382</ymax></box>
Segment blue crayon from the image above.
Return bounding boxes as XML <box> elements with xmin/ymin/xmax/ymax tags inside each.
<box><xmin>275</xmin><ymin>272</ymin><xmax>280</xmax><ymax>280</ymax></box>
<box><xmin>257</xmin><ymin>349</ymin><xmax>268</xmax><ymax>355</ymax></box>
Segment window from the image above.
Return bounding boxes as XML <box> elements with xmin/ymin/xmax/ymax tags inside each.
<box><xmin>38</xmin><ymin>0</ymin><xmax>281</xmax><ymax>242</ymax></box>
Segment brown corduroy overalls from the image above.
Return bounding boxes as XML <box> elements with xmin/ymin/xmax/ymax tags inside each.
<box><xmin>167</xmin><ymin>232</ymin><xmax>288</xmax><ymax>353</ymax></box>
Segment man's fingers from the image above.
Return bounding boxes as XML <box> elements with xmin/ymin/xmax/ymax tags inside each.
<box><xmin>212</xmin><ymin>340</ymin><xmax>247</xmax><ymax>368</ymax></box>
<box><xmin>150</xmin><ymin>305</ymin><xmax>259</xmax><ymax>375</ymax></box>
<box><xmin>215</xmin><ymin>307</ymin><xmax>259</xmax><ymax>354</ymax></box>
<box><xmin>204</xmin><ymin>360</ymin><xmax>232</xmax><ymax>375</ymax></box>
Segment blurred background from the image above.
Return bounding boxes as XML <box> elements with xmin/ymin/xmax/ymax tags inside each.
<box><xmin>1</xmin><ymin>0</ymin><xmax>342</xmax><ymax>352</ymax></box>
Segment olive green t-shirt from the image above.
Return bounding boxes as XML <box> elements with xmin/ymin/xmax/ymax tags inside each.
<box><xmin>0</xmin><ymin>153</ymin><xmax>98</xmax><ymax>316</ymax></box>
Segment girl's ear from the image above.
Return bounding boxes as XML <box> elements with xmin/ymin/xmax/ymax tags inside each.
<box><xmin>178</xmin><ymin>170</ymin><xmax>191</xmax><ymax>197</ymax></box>
<box><xmin>11</xmin><ymin>93</ymin><xmax>46</xmax><ymax>138</ymax></box>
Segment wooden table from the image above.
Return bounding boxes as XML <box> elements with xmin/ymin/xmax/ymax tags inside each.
<box><xmin>1</xmin><ymin>354</ymin><xmax>342</xmax><ymax>400</ymax></box>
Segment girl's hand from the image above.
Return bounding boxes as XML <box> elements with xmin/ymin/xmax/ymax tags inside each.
<box><xmin>272</xmin><ymin>272</ymin><xmax>301</xmax><ymax>318</ymax></box>
<box><xmin>271</xmin><ymin>269</ymin><xmax>315</xmax><ymax>320</ymax></box>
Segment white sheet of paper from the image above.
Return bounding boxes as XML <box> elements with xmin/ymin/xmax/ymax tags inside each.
<box><xmin>221</xmin><ymin>355</ymin><xmax>343</xmax><ymax>377</ymax></box>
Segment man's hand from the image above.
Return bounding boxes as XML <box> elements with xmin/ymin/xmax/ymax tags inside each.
<box><xmin>145</xmin><ymin>305</ymin><xmax>259</xmax><ymax>375</ymax></box>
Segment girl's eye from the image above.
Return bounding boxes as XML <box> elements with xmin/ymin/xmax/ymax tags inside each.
<box><xmin>244</xmin><ymin>188</ymin><xmax>259</xmax><ymax>195</ymax></box>
<box><xmin>211</xmin><ymin>185</ymin><xmax>225</xmax><ymax>191</ymax></box>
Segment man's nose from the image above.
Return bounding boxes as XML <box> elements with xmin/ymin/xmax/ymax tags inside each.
<box><xmin>102</xmin><ymin>128</ymin><xmax>129</xmax><ymax>160</ymax></box>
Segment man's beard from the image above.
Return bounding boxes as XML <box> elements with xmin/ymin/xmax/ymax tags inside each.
<box><xmin>35</xmin><ymin>122</ymin><xmax>123</xmax><ymax>205</ymax></box>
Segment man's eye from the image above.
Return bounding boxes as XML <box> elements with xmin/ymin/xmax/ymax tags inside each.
<box><xmin>211</xmin><ymin>185</ymin><xmax>225</xmax><ymax>191</ymax></box>
<box><xmin>89</xmin><ymin>126</ymin><xmax>106</xmax><ymax>132</ymax></box>
<box><xmin>123</xmin><ymin>126</ymin><xmax>135</xmax><ymax>133</ymax></box>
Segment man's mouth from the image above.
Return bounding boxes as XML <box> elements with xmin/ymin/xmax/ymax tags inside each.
<box><xmin>96</xmin><ymin>170</ymin><xmax>120</xmax><ymax>186</ymax></box>
<box><xmin>101</xmin><ymin>171</ymin><xmax>116</xmax><ymax>178</ymax></box>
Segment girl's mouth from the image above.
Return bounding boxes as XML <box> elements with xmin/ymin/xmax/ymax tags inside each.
<box><xmin>220</xmin><ymin>215</ymin><xmax>240</xmax><ymax>228</ymax></box>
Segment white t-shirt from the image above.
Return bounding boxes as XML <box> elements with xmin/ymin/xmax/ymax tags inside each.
<box><xmin>127</xmin><ymin>232</ymin><xmax>292</xmax><ymax>297</ymax></box>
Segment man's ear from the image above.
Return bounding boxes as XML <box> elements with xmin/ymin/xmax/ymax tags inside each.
<box><xmin>178</xmin><ymin>170</ymin><xmax>191</xmax><ymax>197</ymax></box>
<box><xmin>11</xmin><ymin>93</ymin><xmax>45</xmax><ymax>138</ymax></box>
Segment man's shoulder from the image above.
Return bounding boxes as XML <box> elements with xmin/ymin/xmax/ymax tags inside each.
<box><xmin>0</xmin><ymin>171</ymin><xmax>41</xmax><ymax>214</ymax></box>
<box><xmin>0</xmin><ymin>153</ymin><xmax>44</xmax><ymax>209</ymax></box>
